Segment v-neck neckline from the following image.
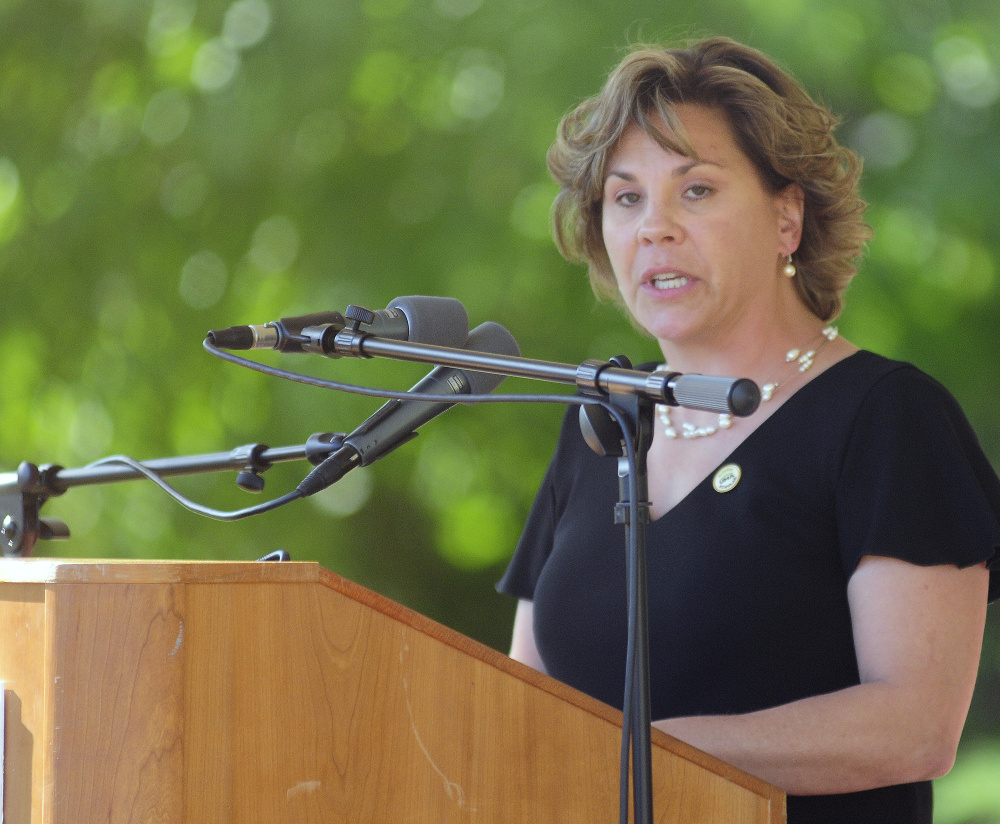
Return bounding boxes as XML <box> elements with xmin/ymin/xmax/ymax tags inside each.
<box><xmin>648</xmin><ymin>350</ymin><xmax>866</xmax><ymax>524</ymax></box>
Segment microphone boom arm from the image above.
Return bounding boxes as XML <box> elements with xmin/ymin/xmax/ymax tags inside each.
<box><xmin>0</xmin><ymin>433</ymin><xmax>343</xmax><ymax>557</ymax></box>
<box><xmin>320</xmin><ymin>320</ymin><xmax>761</xmax><ymax>416</ymax></box>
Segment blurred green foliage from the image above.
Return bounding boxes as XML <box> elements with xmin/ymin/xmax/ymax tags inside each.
<box><xmin>1</xmin><ymin>0</ymin><xmax>999</xmax><ymax>818</ymax></box>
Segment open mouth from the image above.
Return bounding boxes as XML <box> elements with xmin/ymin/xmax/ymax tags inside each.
<box><xmin>649</xmin><ymin>274</ymin><xmax>690</xmax><ymax>290</ymax></box>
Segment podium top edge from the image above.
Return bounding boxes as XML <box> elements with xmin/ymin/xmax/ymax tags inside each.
<box><xmin>0</xmin><ymin>558</ymin><xmax>323</xmax><ymax>585</ymax></box>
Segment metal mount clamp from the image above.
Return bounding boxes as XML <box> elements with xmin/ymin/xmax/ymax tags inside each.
<box><xmin>1</xmin><ymin>462</ymin><xmax>70</xmax><ymax>557</ymax></box>
<box><xmin>233</xmin><ymin>443</ymin><xmax>273</xmax><ymax>493</ymax></box>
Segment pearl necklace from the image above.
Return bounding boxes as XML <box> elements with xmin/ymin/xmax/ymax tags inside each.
<box><xmin>655</xmin><ymin>326</ymin><xmax>838</xmax><ymax>439</ymax></box>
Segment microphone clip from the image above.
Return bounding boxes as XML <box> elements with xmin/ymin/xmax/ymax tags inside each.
<box><xmin>324</xmin><ymin>304</ymin><xmax>380</xmax><ymax>359</ymax></box>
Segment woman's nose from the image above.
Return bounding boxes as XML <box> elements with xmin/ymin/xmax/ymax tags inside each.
<box><xmin>637</xmin><ymin>201</ymin><xmax>683</xmax><ymax>245</ymax></box>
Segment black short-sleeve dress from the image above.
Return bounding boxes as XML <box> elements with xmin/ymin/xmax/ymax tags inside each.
<box><xmin>498</xmin><ymin>350</ymin><xmax>1000</xmax><ymax>824</ymax></box>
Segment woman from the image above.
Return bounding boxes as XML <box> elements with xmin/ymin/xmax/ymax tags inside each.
<box><xmin>498</xmin><ymin>37</ymin><xmax>999</xmax><ymax>823</ymax></box>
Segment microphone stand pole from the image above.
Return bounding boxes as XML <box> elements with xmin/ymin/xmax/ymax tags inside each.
<box><xmin>579</xmin><ymin>370</ymin><xmax>655</xmax><ymax>824</ymax></box>
<box><xmin>614</xmin><ymin>392</ymin><xmax>656</xmax><ymax>824</ymax></box>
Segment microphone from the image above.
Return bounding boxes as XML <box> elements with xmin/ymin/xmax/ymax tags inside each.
<box><xmin>297</xmin><ymin>321</ymin><xmax>520</xmax><ymax>497</ymax></box>
<box><xmin>206</xmin><ymin>295</ymin><xmax>470</xmax><ymax>354</ymax></box>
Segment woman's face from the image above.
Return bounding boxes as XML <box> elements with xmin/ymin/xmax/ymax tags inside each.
<box><xmin>601</xmin><ymin>103</ymin><xmax>803</xmax><ymax>350</ymax></box>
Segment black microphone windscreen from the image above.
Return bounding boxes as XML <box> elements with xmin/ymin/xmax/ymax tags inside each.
<box><xmin>460</xmin><ymin>321</ymin><xmax>521</xmax><ymax>395</ymax></box>
<box><xmin>388</xmin><ymin>295</ymin><xmax>469</xmax><ymax>348</ymax></box>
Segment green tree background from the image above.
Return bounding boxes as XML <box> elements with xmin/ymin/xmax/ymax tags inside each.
<box><xmin>1</xmin><ymin>0</ymin><xmax>998</xmax><ymax>818</ymax></box>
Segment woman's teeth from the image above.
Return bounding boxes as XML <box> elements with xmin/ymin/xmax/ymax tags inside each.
<box><xmin>651</xmin><ymin>275</ymin><xmax>689</xmax><ymax>290</ymax></box>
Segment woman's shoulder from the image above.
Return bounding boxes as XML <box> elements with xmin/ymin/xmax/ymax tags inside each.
<box><xmin>817</xmin><ymin>348</ymin><xmax>922</xmax><ymax>387</ymax></box>
<box><xmin>773</xmin><ymin>349</ymin><xmax>979</xmax><ymax>469</ymax></box>
<box><xmin>804</xmin><ymin>349</ymin><xmax>958</xmax><ymax>415</ymax></box>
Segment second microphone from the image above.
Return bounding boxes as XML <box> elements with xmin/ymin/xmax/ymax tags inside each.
<box><xmin>297</xmin><ymin>321</ymin><xmax>520</xmax><ymax>497</ymax></box>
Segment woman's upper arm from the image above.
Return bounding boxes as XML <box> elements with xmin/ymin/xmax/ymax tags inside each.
<box><xmin>848</xmin><ymin>555</ymin><xmax>990</xmax><ymax>769</ymax></box>
<box><xmin>509</xmin><ymin>599</ymin><xmax>547</xmax><ymax>674</ymax></box>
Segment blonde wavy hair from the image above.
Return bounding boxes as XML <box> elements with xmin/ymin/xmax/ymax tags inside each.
<box><xmin>547</xmin><ymin>37</ymin><xmax>871</xmax><ymax>321</ymax></box>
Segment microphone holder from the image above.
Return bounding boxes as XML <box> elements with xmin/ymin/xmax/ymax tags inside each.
<box><xmin>0</xmin><ymin>433</ymin><xmax>343</xmax><ymax>558</ymax></box>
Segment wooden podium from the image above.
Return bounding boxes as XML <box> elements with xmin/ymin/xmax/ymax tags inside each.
<box><xmin>0</xmin><ymin>559</ymin><xmax>784</xmax><ymax>823</ymax></box>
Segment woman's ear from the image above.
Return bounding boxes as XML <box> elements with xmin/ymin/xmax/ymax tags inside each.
<box><xmin>775</xmin><ymin>183</ymin><xmax>805</xmax><ymax>255</ymax></box>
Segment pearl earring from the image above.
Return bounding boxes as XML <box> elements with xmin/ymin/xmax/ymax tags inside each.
<box><xmin>783</xmin><ymin>254</ymin><xmax>796</xmax><ymax>278</ymax></box>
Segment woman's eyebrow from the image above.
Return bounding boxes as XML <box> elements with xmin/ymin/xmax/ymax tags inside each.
<box><xmin>604</xmin><ymin>158</ymin><xmax>722</xmax><ymax>182</ymax></box>
<box><xmin>604</xmin><ymin>169</ymin><xmax>637</xmax><ymax>183</ymax></box>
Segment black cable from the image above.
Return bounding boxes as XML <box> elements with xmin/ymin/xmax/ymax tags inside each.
<box><xmin>203</xmin><ymin>337</ymin><xmax>581</xmax><ymax>406</ymax></box>
<box><xmin>88</xmin><ymin>341</ymin><xmax>617</xmax><ymax>522</ymax></box>
<box><xmin>86</xmin><ymin>455</ymin><xmax>305</xmax><ymax>520</ymax></box>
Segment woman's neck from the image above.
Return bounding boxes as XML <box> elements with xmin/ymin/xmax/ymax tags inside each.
<box><xmin>656</xmin><ymin>309</ymin><xmax>831</xmax><ymax>383</ymax></box>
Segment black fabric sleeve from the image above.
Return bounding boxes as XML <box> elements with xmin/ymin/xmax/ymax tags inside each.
<box><xmin>835</xmin><ymin>365</ymin><xmax>1000</xmax><ymax>601</ymax></box>
<box><xmin>496</xmin><ymin>407</ymin><xmax>578</xmax><ymax>601</ymax></box>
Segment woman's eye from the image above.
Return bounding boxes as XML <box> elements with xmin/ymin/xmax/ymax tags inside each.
<box><xmin>615</xmin><ymin>191</ymin><xmax>640</xmax><ymax>206</ymax></box>
<box><xmin>684</xmin><ymin>184</ymin><xmax>712</xmax><ymax>199</ymax></box>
